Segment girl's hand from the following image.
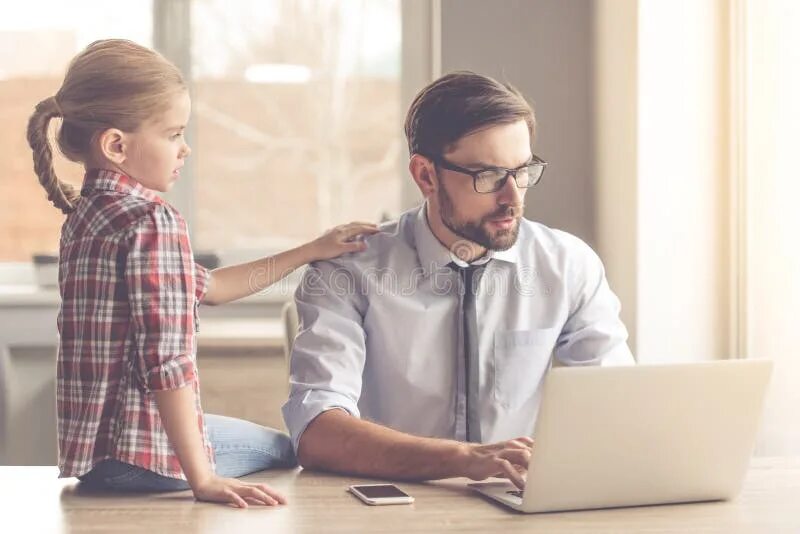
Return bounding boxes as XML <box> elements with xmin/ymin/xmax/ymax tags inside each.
<box><xmin>192</xmin><ymin>475</ymin><xmax>287</xmax><ymax>508</ymax></box>
<box><xmin>306</xmin><ymin>222</ymin><xmax>380</xmax><ymax>261</ymax></box>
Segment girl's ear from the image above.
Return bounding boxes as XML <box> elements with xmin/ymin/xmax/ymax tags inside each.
<box><xmin>97</xmin><ymin>128</ymin><xmax>127</xmax><ymax>165</ymax></box>
<box><xmin>409</xmin><ymin>154</ymin><xmax>438</xmax><ymax>199</ymax></box>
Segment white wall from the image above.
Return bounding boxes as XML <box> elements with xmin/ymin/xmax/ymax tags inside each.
<box><xmin>636</xmin><ymin>0</ymin><xmax>730</xmax><ymax>362</ymax></box>
<box><xmin>438</xmin><ymin>0</ymin><xmax>730</xmax><ymax>359</ymax></box>
<box><xmin>595</xmin><ymin>0</ymin><xmax>730</xmax><ymax>361</ymax></box>
<box><xmin>744</xmin><ymin>0</ymin><xmax>800</xmax><ymax>455</ymax></box>
<box><xmin>594</xmin><ymin>0</ymin><xmax>639</xmax><ymax>352</ymax></box>
<box><xmin>440</xmin><ymin>0</ymin><xmax>598</xmax><ymax>247</ymax></box>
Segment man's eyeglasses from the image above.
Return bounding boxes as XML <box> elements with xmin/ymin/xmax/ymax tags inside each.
<box><xmin>429</xmin><ymin>154</ymin><xmax>547</xmax><ymax>194</ymax></box>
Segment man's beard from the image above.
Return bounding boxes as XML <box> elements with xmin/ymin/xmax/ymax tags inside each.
<box><xmin>437</xmin><ymin>185</ymin><xmax>521</xmax><ymax>251</ymax></box>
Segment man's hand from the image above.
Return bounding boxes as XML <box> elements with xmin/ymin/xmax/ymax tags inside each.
<box><xmin>295</xmin><ymin>410</ymin><xmax>533</xmax><ymax>487</ymax></box>
<box><xmin>458</xmin><ymin>437</ymin><xmax>534</xmax><ymax>489</ymax></box>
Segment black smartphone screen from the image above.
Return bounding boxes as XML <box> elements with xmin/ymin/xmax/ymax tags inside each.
<box><xmin>353</xmin><ymin>484</ymin><xmax>410</xmax><ymax>499</ymax></box>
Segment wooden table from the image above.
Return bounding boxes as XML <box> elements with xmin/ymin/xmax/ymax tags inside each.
<box><xmin>1</xmin><ymin>457</ymin><xmax>798</xmax><ymax>533</ymax></box>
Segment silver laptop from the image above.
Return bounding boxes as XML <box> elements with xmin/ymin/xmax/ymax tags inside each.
<box><xmin>469</xmin><ymin>359</ymin><xmax>773</xmax><ymax>513</ymax></box>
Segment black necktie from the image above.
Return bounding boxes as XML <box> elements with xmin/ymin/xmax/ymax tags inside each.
<box><xmin>451</xmin><ymin>262</ymin><xmax>487</xmax><ymax>443</ymax></box>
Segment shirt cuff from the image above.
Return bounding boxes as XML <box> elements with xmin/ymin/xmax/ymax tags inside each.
<box><xmin>282</xmin><ymin>390</ymin><xmax>360</xmax><ymax>454</ymax></box>
<box><xmin>194</xmin><ymin>262</ymin><xmax>211</xmax><ymax>302</ymax></box>
<box><xmin>143</xmin><ymin>354</ymin><xmax>197</xmax><ymax>392</ymax></box>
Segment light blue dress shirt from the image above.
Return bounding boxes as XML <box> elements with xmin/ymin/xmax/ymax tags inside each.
<box><xmin>282</xmin><ymin>204</ymin><xmax>634</xmax><ymax>452</ymax></box>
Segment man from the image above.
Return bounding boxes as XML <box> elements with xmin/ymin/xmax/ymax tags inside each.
<box><xmin>282</xmin><ymin>71</ymin><xmax>634</xmax><ymax>488</ymax></box>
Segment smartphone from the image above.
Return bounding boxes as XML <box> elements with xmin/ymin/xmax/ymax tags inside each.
<box><xmin>348</xmin><ymin>484</ymin><xmax>415</xmax><ymax>506</ymax></box>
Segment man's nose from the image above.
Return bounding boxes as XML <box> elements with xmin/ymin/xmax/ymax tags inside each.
<box><xmin>495</xmin><ymin>172</ymin><xmax>525</xmax><ymax>205</ymax></box>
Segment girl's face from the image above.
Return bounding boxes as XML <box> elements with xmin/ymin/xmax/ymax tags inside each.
<box><xmin>120</xmin><ymin>91</ymin><xmax>192</xmax><ymax>192</ymax></box>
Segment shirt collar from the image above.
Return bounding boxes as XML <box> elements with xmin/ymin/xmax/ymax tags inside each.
<box><xmin>490</xmin><ymin>237</ymin><xmax>521</xmax><ymax>265</ymax></box>
<box><xmin>414</xmin><ymin>204</ymin><xmax>455</xmax><ymax>277</ymax></box>
<box><xmin>413</xmin><ymin>202</ymin><xmax>522</xmax><ymax>277</ymax></box>
<box><xmin>80</xmin><ymin>169</ymin><xmax>161</xmax><ymax>202</ymax></box>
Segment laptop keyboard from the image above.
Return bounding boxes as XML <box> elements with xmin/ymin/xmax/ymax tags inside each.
<box><xmin>506</xmin><ymin>490</ymin><xmax>523</xmax><ymax>498</ymax></box>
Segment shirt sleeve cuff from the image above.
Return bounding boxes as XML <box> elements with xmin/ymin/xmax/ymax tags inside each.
<box><xmin>194</xmin><ymin>262</ymin><xmax>211</xmax><ymax>302</ymax></box>
<box><xmin>143</xmin><ymin>354</ymin><xmax>197</xmax><ymax>392</ymax></box>
<box><xmin>282</xmin><ymin>390</ymin><xmax>360</xmax><ymax>454</ymax></box>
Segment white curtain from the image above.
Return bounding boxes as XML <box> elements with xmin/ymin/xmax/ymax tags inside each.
<box><xmin>743</xmin><ymin>0</ymin><xmax>800</xmax><ymax>456</ymax></box>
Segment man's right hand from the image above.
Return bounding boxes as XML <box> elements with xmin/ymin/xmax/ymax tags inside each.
<box><xmin>458</xmin><ymin>437</ymin><xmax>534</xmax><ymax>489</ymax></box>
<box><xmin>296</xmin><ymin>410</ymin><xmax>534</xmax><ymax>487</ymax></box>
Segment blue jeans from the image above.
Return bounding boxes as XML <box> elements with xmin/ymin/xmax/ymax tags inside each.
<box><xmin>78</xmin><ymin>414</ymin><xmax>296</xmax><ymax>491</ymax></box>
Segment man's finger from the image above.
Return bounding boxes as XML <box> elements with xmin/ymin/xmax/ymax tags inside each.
<box><xmin>503</xmin><ymin>447</ymin><xmax>531</xmax><ymax>464</ymax></box>
<box><xmin>506</xmin><ymin>439</ymin><xmax>533</xmax><ymax>450</ymax></box>
<box><xmin>496</xmin><ymin>458</ymin><xmax>526</xmax><ymax>489</ymax></box>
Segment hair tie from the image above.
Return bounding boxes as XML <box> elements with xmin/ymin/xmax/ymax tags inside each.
<box><xmin>51</xmin><ymin>96</ymin><xmax>64</xmax><ymax>117</ymax></box>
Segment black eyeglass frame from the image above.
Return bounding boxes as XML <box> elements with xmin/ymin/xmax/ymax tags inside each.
<box><xmin>425</xmin><ymin>153</ymin><xmax>548</xmax><ymax>193</ymax></box>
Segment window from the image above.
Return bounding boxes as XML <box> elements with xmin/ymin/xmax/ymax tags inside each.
<box><xmin>0</xmin><ymin>0</ymin><xmax>403</xmax><ymax>265</ymax></box>
<box><xmin>188</xmin><ymin>0</ymin><xmax>402</xmax><ymax>255</ymax></box>
<box><xmin>0</xmin><ymin>1</ymin><xmax>152</xmax><ymax>262</ymax></box>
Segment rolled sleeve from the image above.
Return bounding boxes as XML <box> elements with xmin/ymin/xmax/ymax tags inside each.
<box><xmin>194</xmin><ymin>262</ymin><xmax>211</xmax><ymax>302</ymax></box>
<box><xmin>125</xmin><ymin>205</ymin><xmax>199</xmax><ymax>392</ymax></box>
<box><xmin>142</xmin><ymin>354</ymin><xmax>196</xmax><ymax>391</ymax></box>
<box><xmin>282</xmin><ymin>393</ymin><xmax>359</xmax><ymax>455</ymax></box>
<box><xmin>281</xmin><ymin>261</ymin><xmax>367</xmax><ymax>453</ymax></box>
<box><xmin>554</xmin><ymin>240</ymin><xmax>635</xmax><ymax>367</ymax></box>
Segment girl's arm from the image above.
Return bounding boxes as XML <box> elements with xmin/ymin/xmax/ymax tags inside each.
<box><xmin>202</xmin><ymin>222</ymin><xmax>379</xmax><ymax>306</ymax></box>
<box><xmin>129</xmin><ymin>206</ymin><xmax>288</xmax><ymax>507</ymax></box>
<box><xmin>154</xmin><ymin>386</ymin><xmax>285</xmax><ymax>507</ymax></box>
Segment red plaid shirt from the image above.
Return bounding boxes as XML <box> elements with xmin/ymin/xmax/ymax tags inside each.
<box><xmin>56</xmin><ymin>169</ymin><xmax>214</xmax><ymax>479</ymax></box>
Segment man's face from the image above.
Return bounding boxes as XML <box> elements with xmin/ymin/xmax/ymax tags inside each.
<box><xmin>433</xmin><ymin>119</ymin><xmax>531</xmax><ymax>251</ymax></box>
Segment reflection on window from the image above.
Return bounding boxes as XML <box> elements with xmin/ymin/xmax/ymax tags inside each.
<box><xmin>190</xmin><ymin>0</ymin><xmax>402</xmax><ymax>253</ymax></box>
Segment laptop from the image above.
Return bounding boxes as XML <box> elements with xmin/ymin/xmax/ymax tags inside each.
<box><xmin>469</xmin><ymin>359</ymin><xmax>773</xmax><ymax>513</ymax></box>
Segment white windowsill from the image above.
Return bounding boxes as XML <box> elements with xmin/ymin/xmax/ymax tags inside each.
<box><xmin>0</xmin><ymin>262</ymin><xmax>297</xmax><ymax>307</ymax></box>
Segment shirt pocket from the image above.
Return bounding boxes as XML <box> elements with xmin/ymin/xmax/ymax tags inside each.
<box><xmin>493</xmin><ymin>327</ymin><xmax>560</xmax><ymax>410</ymax></box>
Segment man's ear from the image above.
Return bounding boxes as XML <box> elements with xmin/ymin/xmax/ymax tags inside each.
<box><xmin>409</xmin><ymin>154</ymin><xmax>438</xmax><ymax>199</ymax></box>
<box><xmin>97</xmin><ymin>128</ymin><xmax>128</xmax><ymax>165</ymax></box>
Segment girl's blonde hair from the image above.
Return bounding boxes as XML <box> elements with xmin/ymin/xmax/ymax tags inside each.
<box><xmin>26</xmin><ymin>39</ymin><xmax>187</xmax><ymax>214</ymax></box>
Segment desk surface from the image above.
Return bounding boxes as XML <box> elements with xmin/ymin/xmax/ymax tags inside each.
<box><xmin>1</xmin><ymin>457</ymin><xmax>798</xmax><ymax>533</ymax></box>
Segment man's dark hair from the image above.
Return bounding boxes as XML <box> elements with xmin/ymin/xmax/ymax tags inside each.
<box><xmin>404</xmin><ymin>71</ymin><xmax>535</xmax><ymax>158</ymax></box>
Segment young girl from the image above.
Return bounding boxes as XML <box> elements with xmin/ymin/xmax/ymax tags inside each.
<box><xmin>26</xmin><ymin>39</ymin><xmax>378</xmax><ymax>508</ymax></box>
